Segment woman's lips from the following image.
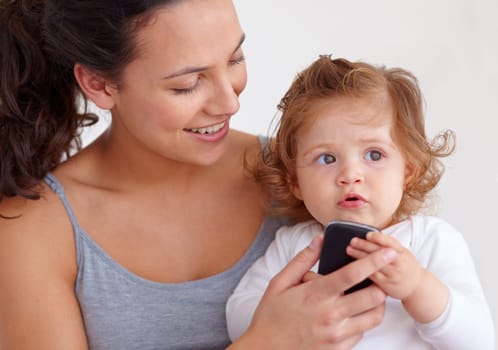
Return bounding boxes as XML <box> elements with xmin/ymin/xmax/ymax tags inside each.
<box><xmin>183</xmin><ymin>120</ymin><xmax>230</xmax><ymax>142</ymax></box>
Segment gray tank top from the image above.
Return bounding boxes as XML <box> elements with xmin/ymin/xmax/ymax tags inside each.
<box><xmin>44</xmin><ymin>173</ymin><xmax>287</xmax><ymax>350</ymax></box>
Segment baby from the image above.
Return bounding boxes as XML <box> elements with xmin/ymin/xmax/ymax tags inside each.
<box><xmin>226</xmin><ymin>55</ymin><xmax>495</xmax><ymax>349</ymax></box>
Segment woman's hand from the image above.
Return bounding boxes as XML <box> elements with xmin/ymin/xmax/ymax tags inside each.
<box><xmin>229</xmin><ymin>235</ymin><xmax>397</xmax><ymax>350</ymax></box>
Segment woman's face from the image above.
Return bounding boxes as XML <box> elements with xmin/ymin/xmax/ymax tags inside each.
<box><xmin>106</xmin><ymin>0</ymin><xmax>247</xmax><ymax>166</ymax></box>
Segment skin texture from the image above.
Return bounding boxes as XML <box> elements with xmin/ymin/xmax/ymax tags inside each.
<box><xmin>229</xmin><ymin>235</ymin><xmax>397</xmax><ymax>350</ymax></box>
<box><xmin>292</xmin><ymin>93</ymin><xmax>449</xmax><ymax>325</ymax></box>
<box><xmin>0</xmin><ymin>1</ymin><xmax>395</xmax><ymax>349</ymax></box>
<box><xmin>348</xmin><ymin>232</ymin><xmax>449</xmax><ymax>323</ymax></box>
<box><xmin>292</xmin><ymin>95</ymin><xmax>407</xmax><ymax>229</ymax></box>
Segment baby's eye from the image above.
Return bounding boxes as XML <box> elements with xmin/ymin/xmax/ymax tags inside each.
<box><xmin>365</xmin><ymin>150</ymin><xmax>383</xmax><ymax>161</ymax></box>
<box><xmin>317</xmin><ymin>153</ymin><xmax>336</xmax><ymax>165</ymax></box>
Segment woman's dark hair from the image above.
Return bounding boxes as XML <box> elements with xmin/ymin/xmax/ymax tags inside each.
<box><xmin>0</xmin><ymin>0</ymin><xmax>177</xmax><ymax>204</ymax></box>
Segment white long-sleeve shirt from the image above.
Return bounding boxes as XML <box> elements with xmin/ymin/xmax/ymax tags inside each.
<box><xmin>226</xmin><ymin>215</ymin><xmax>495</xmax><ymax>349</ymax></box>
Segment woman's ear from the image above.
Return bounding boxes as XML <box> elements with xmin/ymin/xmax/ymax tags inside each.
<box><xmin>73</xmin><ymin>63</ymin><xmax>115</xmax><ymax>110</ymax></box>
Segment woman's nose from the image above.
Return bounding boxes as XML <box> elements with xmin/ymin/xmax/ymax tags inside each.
<box><xmin>205</xmin><ymin>76</ymin><xmax>241</xmax><ymax>117</ymax></box>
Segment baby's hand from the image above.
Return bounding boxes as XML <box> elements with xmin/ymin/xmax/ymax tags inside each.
<box><xmin>347</xmin><ymin>232</ymin><xmax>423</xmax><ymax>301</ymax></box>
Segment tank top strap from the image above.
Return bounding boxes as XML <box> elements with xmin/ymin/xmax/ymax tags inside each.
<box><xmin>44</xmin><ymin>172</ymin><xmax>83</xmax><ymax>260</ymax></box>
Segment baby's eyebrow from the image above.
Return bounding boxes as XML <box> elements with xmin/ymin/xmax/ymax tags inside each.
<box><xmin>301</xmin><ymin>143</ymin><xmax>334</xmax><ymax>158</ymax></box>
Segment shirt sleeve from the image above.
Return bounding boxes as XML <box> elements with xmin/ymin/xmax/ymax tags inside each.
<box><xmin>411</xmin><ymin>216</ymin><xmax>495</xmax><ymax>349</ymax></box>
<box><xmin>225</xmin><ymin>221</ymin><xmax>321</xmax><ymax>341</ymax></box>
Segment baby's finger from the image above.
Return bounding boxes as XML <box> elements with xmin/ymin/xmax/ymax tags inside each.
<box><xmin>301</xmin><ymin>270</ymin><xmax>320</xmax><ymax>283</ymax></box>
<box><xmin>317</xmin><ymin>247</ymin><xmax>397</xmax><ymax>295</ymax></box>
<box><xmin>346</xmin><ymin>245</ymin><xmax>369</xmax><ymax>260</ymax></box>
<box><xmin>366</xmin><ymin>232</ymin><xmax>403</xmax><ymax>249</ymax></box>
<box><xmin>350</xmin><ymin>236</ymin><xmax>381</xmax><ymax>253</ymax></box>
<box><xmin>370</xmin><ymin>263</ymin><xmax>395</xmax><ymax>279</ymax></box>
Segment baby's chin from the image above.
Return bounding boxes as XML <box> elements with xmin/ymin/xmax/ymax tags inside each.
<box><xmin>320</xmin><ymin>215</ymin><xmax>387</xmax><ymax>230</ymax></box>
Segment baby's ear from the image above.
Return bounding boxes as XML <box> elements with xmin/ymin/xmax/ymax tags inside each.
<box><xmin>290</xmin><ymin>181</ymin><xmax>303</xmax><ymax>200</ymax></box>
<box><xmin>73</xmin><ymin>63</ymin><xmax>115</xmax><ymax>110</ymax></box>
<box><xmin>404</xmin><ymin>163</ymin><xmax>416</xmax><ymax>188</ymax></box>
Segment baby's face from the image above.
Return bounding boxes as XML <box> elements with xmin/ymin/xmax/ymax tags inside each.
<box><xmin>291</xmin><ymin>95</ymin><xmax>408</xmax><ymax>229</ymax></box>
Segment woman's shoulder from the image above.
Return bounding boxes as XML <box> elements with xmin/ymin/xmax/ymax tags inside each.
<box><xmin>229</xmin><ymin>129</ymin><xmax>269</xmax><ymax>168</ymax></box>
<box><xmin>230</xmin><ymin>129</ymin><xmax>265</xmax><ymax>149</ymax></box>
<box><xmin>0</xmin><ymin>185</ymin><xmax>85</xmax><ymax>348</ymax></box>
<box><xmin>0</xmin><ymin>183</ymin><xmax>77</xmax><ymax>278</ymax></box>
<box><xmin>0</xmin><ymin>184</ymin><xmax>59</xmax><ymax>230</ymax></box>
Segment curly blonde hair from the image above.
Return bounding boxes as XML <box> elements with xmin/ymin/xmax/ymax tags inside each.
<box><xmin>256</xmin><ymin>55</ymin><xmax>455</xmax><ymax>223</ymax></box>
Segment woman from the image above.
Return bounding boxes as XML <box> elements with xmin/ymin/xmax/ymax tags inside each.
<box><xmin>0</xmin><ymin>0</ymin><xmax>395</xmax><ymax>349</ymax></box>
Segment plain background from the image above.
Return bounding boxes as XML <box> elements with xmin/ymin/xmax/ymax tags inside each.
<box><xmin>82</xmin><ymin>0</ymin><xmax>498</xmax><ymax>339</ymax></box>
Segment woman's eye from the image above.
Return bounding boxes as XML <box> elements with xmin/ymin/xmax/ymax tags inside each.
<box><xmin>172</xmin><ymin>76</ymin><xmax>201</xmax><ymax>95</ymax></box>
<box><xmin>173</xmin><ymin>86</ymin><xmax>197</xmax><ymax>95</ymax></box>
<box><xmin>229</xmin><ymin>55</ymin><xmax>246</xmax><ymax>65</ymax></box>
<box><xmin>365</xmin><ymin>150</ymin><xmax>383</xmax><ymax>161</ymax></box>
<box><xmin>173</xmin><ymin>80</ymin><xmax>199</xmax><ymax>95</ymax></box>
<box><xmin>317</xmin><ymin>153</ymin><xmax>336</xmax><ymax>165</ymax></box>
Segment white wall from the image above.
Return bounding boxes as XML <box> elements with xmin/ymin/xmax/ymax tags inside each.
<box><xmin>82</xmin><ymin>0</ymin><xmax>498</xmax><ymax>338</ymax></box>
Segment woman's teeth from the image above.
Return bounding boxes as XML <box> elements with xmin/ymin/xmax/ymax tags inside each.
<box><xmin>186</xmin><ymin>121</ymin><xmax>225</xmax><ymax>134</ymax></box>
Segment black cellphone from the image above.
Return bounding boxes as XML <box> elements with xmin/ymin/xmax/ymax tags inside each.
<box><xmin>318</xmin><ymin>220</ymin><xmax>380</xmax><ymax>294</ymax></box>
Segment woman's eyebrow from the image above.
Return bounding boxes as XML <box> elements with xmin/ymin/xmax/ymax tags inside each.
<box><xmin>162</xmin><ymin>33</ymin><xmax>246</xmax><ymax>80</ymax></box>
<box><xmin>233</xmin><ymin>32</ymin><xmax>246</xmax><ymax>54</ymax></box>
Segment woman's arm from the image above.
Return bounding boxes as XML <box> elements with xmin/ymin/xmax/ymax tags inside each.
<box><xmin>0</xmin><ymin>197</ymin><xmax>88</xmax><ymax>350</ymax></box>
<box><xmin>228</xmin><ymin>235</ymin><xmax>396</xmax><ymax>350</ymax></box>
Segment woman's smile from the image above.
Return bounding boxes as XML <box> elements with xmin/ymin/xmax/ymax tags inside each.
<box><xmin>184</xmin><ymin>120</ymin><xmax>227</xmax><ymax>135</ymax></box>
